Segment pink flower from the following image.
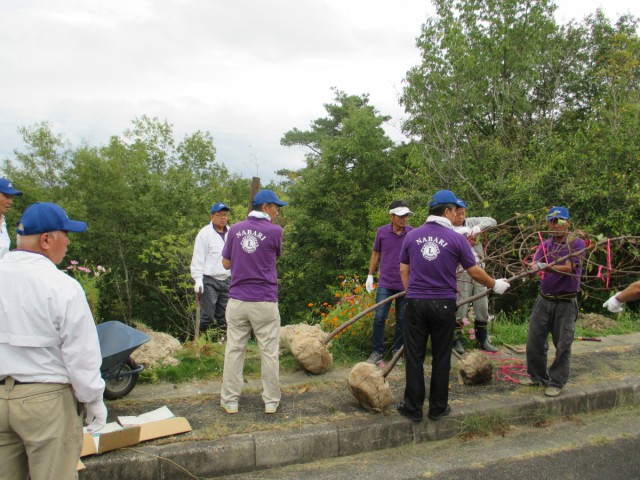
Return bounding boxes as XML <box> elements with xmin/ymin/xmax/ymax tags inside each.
<box><xmin>469</xmin><ymin>328</ymin><xmax>475</xmax><ymax>335</ymax></box>
<box><xmin>462</xmin><ymin>317</ymin><xmax>470</xmax><ymax>326</ymax></box>
<box><xmin>470</xmin><ymin>334</ymin><xmax>476</xmax><ymax>340</ymax></box>
<box><xmin>70</xmin><ymin>260</ymin><xmax>79</xmax><ymax>265</ymax></box>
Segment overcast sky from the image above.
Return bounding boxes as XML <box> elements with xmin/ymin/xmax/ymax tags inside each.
<box><xmin>1</xmin><ymin>0</ymin><xmax>638</xmax><ymax>183</ymax></box>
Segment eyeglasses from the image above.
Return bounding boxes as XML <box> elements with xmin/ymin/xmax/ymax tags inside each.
<box><xmin>213</xmin><ymin>212</ymin><xmax>229</xmax><ymax>218</ymax></box>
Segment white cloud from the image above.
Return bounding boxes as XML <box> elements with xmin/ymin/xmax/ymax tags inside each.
<box><xmin>1</xmin><ymin>0</ymin><xmax>638</xmax><ymax>182</ymax></box>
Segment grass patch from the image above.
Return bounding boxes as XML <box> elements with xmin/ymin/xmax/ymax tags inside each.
<box><xmin>457</xmin><ymin>411</ymin><xmax>510</xmax><ymax>439</ymax></box>
<box><xmin>140</xmin><ymin>311</ymin><xmax>640</xmax><ymax>384</ymax></box>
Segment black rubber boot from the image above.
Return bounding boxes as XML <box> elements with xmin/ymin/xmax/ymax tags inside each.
<box><xmin>452</xmin><ymin>330</ymin><xmax>465</xmax><ymax>355</ymax></box>
<box><xmin>475</xmin><ymin>324</ymin><xmax>497</xmax><ymax>352</ymax></box>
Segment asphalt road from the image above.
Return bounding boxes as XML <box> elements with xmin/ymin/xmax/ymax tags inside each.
<box><xmin>223</xmin><ymin>404</ymin><xmax>640</xmax><ymax>480</ymax></box>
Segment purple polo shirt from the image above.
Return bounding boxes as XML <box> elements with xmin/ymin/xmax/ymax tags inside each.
<box><xmin>373</xmin><ymin>224</ymin><xmax>414</xmax><ymax>290</ymax></box>
<box><xmin>221</xmin><ymin>216</ymin><xmax>283</xmax><ymax>302</ymax></box>
<box><xmin>400</xmin><ymin>222</ymin><xmax>477</xmax><ymax>299</ymax></box>
<box><xmin>534</xmin><ymin>236</ymin><xmax>585</xmax><ymax>295</ymax></box>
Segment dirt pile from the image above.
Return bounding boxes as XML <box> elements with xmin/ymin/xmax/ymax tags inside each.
<box><xmin>131</xmin><ymin>323</ymin><xmax>181</xmax><ymax>368</ymax></box>
<box><xmin>578</xmin><ymin>313</ymin><xmax>618</xmax><ymax>331</ymax></box>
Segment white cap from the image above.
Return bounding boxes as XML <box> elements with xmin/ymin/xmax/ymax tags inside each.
<box><xmin>389</xmin><ymin>206</ymin><xmax>412</xmax><ymax>216</ymax></box>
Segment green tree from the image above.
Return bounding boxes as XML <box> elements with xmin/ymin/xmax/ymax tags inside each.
<box><xmin>278</xmin><ymin>90</ymin><xmax>402</xmax><ymax>320</ymax></box>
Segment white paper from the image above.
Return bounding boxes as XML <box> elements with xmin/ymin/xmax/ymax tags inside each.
<box><xmin>117</xmin><ymin>406</ymin><xmax>174</xmax><ymax>427</ymax></box>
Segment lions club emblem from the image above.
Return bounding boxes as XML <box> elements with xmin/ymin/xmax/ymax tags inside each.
<box><xmin>241</xmin><ymin>233</ymin><xmax>259</xmax><ymax>253</ymax></box>
<box><xmin>421</xmin><ymin>241</ymin><xmax>440</xmax><ymax>261</ymax></box>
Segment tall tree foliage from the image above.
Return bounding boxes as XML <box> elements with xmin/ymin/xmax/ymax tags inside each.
<box><xmin>2</xmin><ymin>118</ymin><xmax>247</xmax><ymax>333</ymax></box>
<box><xmin>401</xmin><ymin>0</ymin><xmax>639</xmax><ymax>309</ymax></box>
<box><xmin>277</xmin><ymin>90</ymin><xmax>401</xmax><ymax>321</ymax></box>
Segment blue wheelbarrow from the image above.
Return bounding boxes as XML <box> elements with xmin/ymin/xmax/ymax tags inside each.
<box><xmin>97</xmin><ymin>321</ymin><xmax>150</xmax><ymax>400</ymax></box>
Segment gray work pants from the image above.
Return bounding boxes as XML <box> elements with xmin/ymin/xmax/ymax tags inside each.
<box><xmin>526</xmin><ymin>295</ymin><xmax>578</xmax><ymax>388</ymax></box>
<box><xmin>200</xmin><ymin>276</ymin><xmax>230</xmax><ymax>331</ymax></box>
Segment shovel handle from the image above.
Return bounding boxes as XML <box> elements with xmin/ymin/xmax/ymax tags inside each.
<box><xmin>194</xmin><ymin>293</ymin><xmax>201</xmax><ymax>340</ymax></box>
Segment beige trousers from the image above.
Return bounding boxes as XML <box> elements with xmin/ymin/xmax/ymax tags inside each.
<box><xmin>221</xmin><ymin>298</ymin><xmax>281</xmax><ymax>405</ymax></box>
<box><xmin>0</xmin><ymin>378</ymin><xmax>83</xmax><ymax>480</ymax></box>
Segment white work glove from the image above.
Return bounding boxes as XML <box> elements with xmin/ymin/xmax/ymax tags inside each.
<box><xmin>456</xmin><ymin>226</ymin><xmax>471</xmax><ymax>237</ymax></box>
<box><xmin>603</xmin><ymin>295</ymin><xmax>624</xmax><ymax>313</ymax></box>
<box><xmin>492</xmin><ymin>278</ymin><xmax>510</xmax><ymax>295</ymax></box>
<box><xmin>85</xmin><ymin>400</ymin><xmax>108</xmax><ymax>433</ymax></box>
<box><xmin>469</xmin><ymin>225</ymin><xmax>482</xmax><ymax>236</ymax></box>
<box><xmin>365</xmin><ymin>275</ymin><xmax>375</xmax><ymax>294</ymax></box>
<box><xmin>194</xmin><ymin>278</ymin><xmax>203</xmax><ymax>294</ymax></box>
<box><xmin>535</xmin><ymin>262</ymin><xmax>547</xmax><ymax>271</ymax></box>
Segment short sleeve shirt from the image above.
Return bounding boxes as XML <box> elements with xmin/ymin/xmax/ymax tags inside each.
<box><xmin>222</xmin><ymin>216</ymin><xmax>283</xmax><ymax>302</ymax></box>
<box><xmin>400</xmin><ymin>222</ymin><xmax>477</xmax><ymax>299</ymax></box>
<box><xmin>373</xmin><ymin>224</ymin><xmax>414</xmax><ymax>290</ymax></box>
<box><xmin>534</xmin><ymin>236</ymin><xmax>585</xmax><ymax>295</ymax></box>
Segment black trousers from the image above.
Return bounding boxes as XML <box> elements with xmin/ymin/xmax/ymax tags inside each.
<box><xmin>403</xmin><ymin>298</ymin><xmax>456</xmax><ymax>418</ymax></box>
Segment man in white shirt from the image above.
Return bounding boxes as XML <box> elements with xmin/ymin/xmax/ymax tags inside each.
<box><xmin>452</xmin><ymin>204</ymin><xmax>499</xmax><ymax>353</ymax></box>
<box><xmin>0</xmin><ymin>202</ymin><xmax>106</xmax><ymax>480</ymax></box>
<box><xmin>0</xmin><ymin>177</ymin><xmax>23</xmax><ymax>259</ymax></box>
<box><xmin>191</xmin><ymin>202</ymin><xmax>231</xmax><ymax>334</ymax></box>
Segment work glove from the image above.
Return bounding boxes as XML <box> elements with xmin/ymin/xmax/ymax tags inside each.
<box><xmin>492</xmin><ymin>278</ymin><xmax>510</xmax><ymax>295</ymax></box>
<box><xmin>194</xmin><ymin>278</ymin><xmax>203</xmax><ymax>294</ymax></box>
<box><xmin>603</xmin><ymin>295</ymin><xmax>624</xmax><ymax>313</ymax></box>
<box><xmin>365</xmin><ymin>275</ymin><xmax>375</xmax><ymax>294</ymax></box>
<box><xmin>85</xmin><ymin>400</ymin><xmax>108</xmax><ymax>433</ymax></box>
<box><xmin>469</xmin><ymin>225</ymin><xmax>482</xmax><ymax>236</ymax></box>
<box><xmin>535</xmin><ymin>262</ymin><xmax>547</xmax><ymax>271</ymax></box>
<box><xmin>456</xmin><ymin>226</ymin><xmax>471</xmax><ymax>237</ymax></box>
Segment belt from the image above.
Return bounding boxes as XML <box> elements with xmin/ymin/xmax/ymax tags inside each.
<box><xmin>540</xmin><ymin>292</ymin><xmax>577</xmax><ymax>302</ymax></box>
<box><xmin>0</xmin><ymin>377</ymin><xmax>34</xmax><ymax>385</ymax></box>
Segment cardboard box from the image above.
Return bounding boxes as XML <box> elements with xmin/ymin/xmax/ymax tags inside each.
<box><xmin>80</xmin><ymin>408</ymin><xmax>192</xmax><ymax>457</ymax></box>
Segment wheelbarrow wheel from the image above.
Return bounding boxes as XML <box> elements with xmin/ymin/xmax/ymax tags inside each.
<box><xmin>104</xmin><ymin>358</ymin><xmax>139</xmax><ymax>400</ymax></box>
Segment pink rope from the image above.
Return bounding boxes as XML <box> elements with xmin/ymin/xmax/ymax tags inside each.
<box><xmin>495</xmin><ymin>364</ymin><xmax>529</xmax><ymax>384</ymax></box>
<box><xmin>536</xmin><ymin>231</ymin><xmax>548</xmax><ymax>280</ymax></box>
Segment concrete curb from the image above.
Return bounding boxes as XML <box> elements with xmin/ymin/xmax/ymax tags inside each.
<box><xmin>80</xmin><ymin>375</ymin><xmax>640</xmax><ymax>479</ymax></box>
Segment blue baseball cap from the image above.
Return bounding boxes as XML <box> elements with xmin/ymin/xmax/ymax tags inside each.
<box><xmin>546</xmin><ymin>206</ymin><xmax>570</xmax><ymax>221</ymax></box>
<box><xmin>252</xmin><ymin>190</ymin><xmax>288</xmax><ymax>207</ymax></box>
<box><xmin>0</xmin><ymin>178</ymin><xmax>23</xmax><ymax>196</ymax></box>
<box><xmin>16</xmin><ymin>202</ymin><xmax>87</xmax><ymax>235</ymax></box>
<box><xmin>210</xmin><ymin>202</ymin><xmax>230</xmax><ymax>214</ymax></box>
<box><xmin>428</xmin><ymin>190</ymin><xmax>466</xmax><ymax>208</ymax></box>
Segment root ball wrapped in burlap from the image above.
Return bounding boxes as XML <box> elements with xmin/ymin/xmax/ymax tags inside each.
<box><xmin>280</xmin><ymin>324</ymin><xmax>325</xmax><ymax>352</ymax></box>
<box><xmin>347</xmin><ymin>362</ymin><xmax>394</xmax><ymax>412</ymax></box>
<box><xmin>290</xmin><ymin>335</ymin><xmax>333</xmax><ymax>374</ymax></box>
<box><xmin>458</xmin><ymin>351</ymin><xmax>494</xmax><ymax>385</ymax></box>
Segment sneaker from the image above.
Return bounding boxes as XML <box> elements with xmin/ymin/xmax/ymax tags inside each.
<box><xmin>265</xmin><ymin>402</ymin><xmax>279</xmax><ymax>414</ymax></box>
<box><xmin>452</xmin><ymin>338</ymin><xmax>465</xmax><ymax>355</ymax></box>
<box><xmin>366</xmin><ymin>352</ymin><xmax>383</xmax><ymax>365</ymax></box>
<box><xmin>544</xmin><ymin>386</ymin><xmax>562</xmax><ymax>397</ymax></box>
<box><xmin>392</xmin><ymin>350</ymin><xmax>403</xmax><ymax>367</ymax></box>
<box><xmin>427</xmin><ymin>405</ymin><xmax>452</xmax><ymax>421</ymax></box>
<box><xmin>519</xmin><ymin>377</ymin><xmax>540</xmax><ymax>386</ymax></box>
<box><xmin>396</xmin><ymin>402</ymin><xmax>423</xmax><ymax>423</ymax></box>
<box><xmin>478</xmin><ymin>339</ymin><xmax>498</xmax><ymax>353</ymax></box>
<box><xmin>220</xmin><ymin>400</ymin><xmax>238</xmax><ymax>414</ymax></box>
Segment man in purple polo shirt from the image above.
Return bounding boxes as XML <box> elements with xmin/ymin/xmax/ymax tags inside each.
<box><xmin>396</xmin><ymin>190</ymin><xmax>510</xmax><ymax>422</ymax></box>
<box><xmin>364</xmin><ymin>200</ymin><xmax>413</xmax><ymax>366</ymax></box>
<box><xmin>219</xmin><ymin>190</ymin><xmax>287</xmax><ymax>415</ymax></box>
<box><xmin>520</xmin><ymin>206</ymin><xmax>585</xmax><ymax>398</ymax></box>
